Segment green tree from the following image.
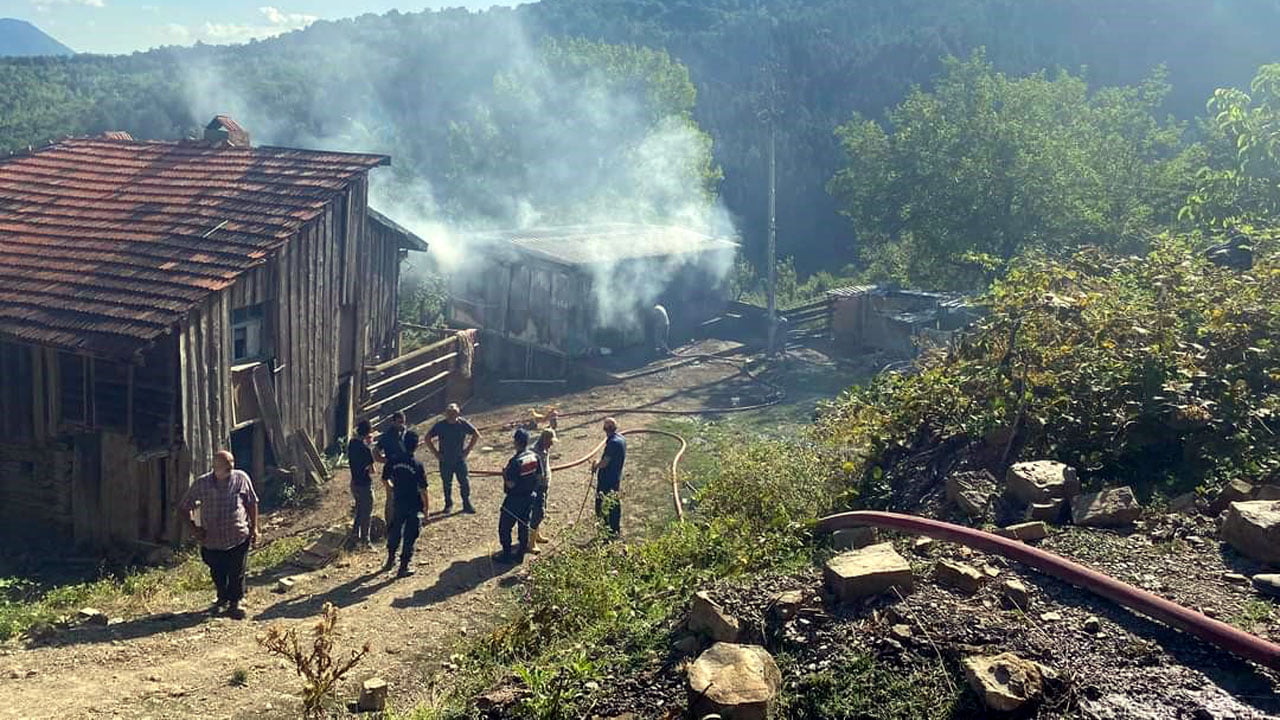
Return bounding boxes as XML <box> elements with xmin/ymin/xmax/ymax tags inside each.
<box><xmin>1184</xmin><ymin>64</ymin><xmax>1280</xmax><ymax>227</ymax></box>
<box><xmin>828</xmin><ymin>52</ymin><xmax>1192</xmax><ymax>290</ymax></box>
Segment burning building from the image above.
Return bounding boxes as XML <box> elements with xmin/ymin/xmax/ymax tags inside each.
<box><xmin>447</xmin><ymin>224</ymin><xmax>737</xmax><ymax>377</ymax></box>
<box><xmin>0</xmin><ymin>117</ymin><xmax>428</xmax><ymax>548</ymax></box>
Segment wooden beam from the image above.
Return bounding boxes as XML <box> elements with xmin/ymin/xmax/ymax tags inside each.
<box><xmin>364</xmin><ymin>335</ymin><xmax>456</xmax><ymax>375</ymax></box>
<box><xmin>250</xmin><ymin>364</ymin><xmax>293</xmax><ymax>468</ymax></box>
<box><xmin>126</xmin><ymin>364</ymin><xmax>134</xmax><ymax>438</ymax></box>
<box><xmin>359</xmin><ymin>369</ymin><xmax>449</xmax><ymax>415</ymax></box>
<box><xmin>363</xmin><ymin>351</ymin><xmax>458</xmax><ymax>394</ymax></box>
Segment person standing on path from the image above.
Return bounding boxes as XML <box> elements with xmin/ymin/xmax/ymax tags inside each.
<box><xmin>347</xmin><ymin>419</ymin><xmax>376</xmax><ymax>549</ymax></box>
<box><xmin>426</xmin><ymin>403</ymin><xmax>480</xmax><ymax>514</ymax></box>
<box><xmin>383</xmin><ymin>431</ymin><xmax>428</xmax><ymax>578</ymax></box>
<box><xmin>375</xmin><ymin>411</ymin><xmax>409</xmax><ymax>525</ymax></box>
<box><xmin>495</xmin><ymin>428</ymin><xmax>540</xmax><ymax>564</ymax></box>
<box><xmin>591</xmin><ymin>418</ymin><xmax>627</xmax><ymax>538</ymax></box>
<box><xmin>179</xmin><ymin>450</ymin><xmax>259</xmax><ymax>620</ymax></box>
<box><xmin>528</xmin><ymin>428</ymin><xmax>556</xmax><ymax>553</ymax></box>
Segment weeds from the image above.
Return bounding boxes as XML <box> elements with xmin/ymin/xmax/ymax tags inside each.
<box><xmin>776</xmin><ymin>652</ymin><xmax>969</xmax><ymax>719</ymax></box>
<box><xmin>1229</xmin><ymin>599</ymin><xmax>1274</xmax><ymax>631</ymax></box>
<box><xmin>258</xmin><ymin>601</ymin><xmax>371</xmax><ymax>719</ymax></box>
<box><xmin>230</xmin><ymin>667</ymin><xmax>249</xmax><ymax>687</ymax></box>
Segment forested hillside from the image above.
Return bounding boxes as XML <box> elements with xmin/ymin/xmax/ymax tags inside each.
<box><xmin>2</xmin><ymin>0</ymin><xmax>1279</xmax><ymax>277</ymax></box>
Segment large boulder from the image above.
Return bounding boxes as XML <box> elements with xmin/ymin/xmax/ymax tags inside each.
<box><xmin>824</xmin><ymin>543</ymin><xmax>914</xmax><ymax>601</ymax></box>
<box><xmin>1006</xmin><ymin>462</ymin><xmax>1080</xmax><ymax>504</ymax></box>
<box><xmin>1252</xmin><ymin>574</ymin><xmax>1280</xmax><ymax>599</ymax></box>
<box><xmin>1071</xmin><ymin>486</ymin><xmax>1142</xmax><ymax>527</ymax></box>
<box><xmin>962</xmin><ymin>652</ymin><xmax>1047</xmax><ymax>713</ymax></box>
<box><xmin>687</xmin><ymin>643</ymin><xmax>782</xmax><ymax>720</ymax></box>
<box><xmin>1210</xmin><ymin>480</ymin><xmax>1256</xmax><ymax>515</ymax></box>
<box><xmin>947</xmin><ymin>470</ymin><xmax>996</xmax><ymax>519</ymax></box>
<box><xmin>688</xmin><ymin>591</ymin><xmax>741</xmax><ymax>643</ymax></box>
<box><xmin>1221</xmin><ymin>501</ymin><xmax>1280</xmax><ymax>564</ymax></box>
<box><xmin>1025</xmin><ymin>499</ymin><xmax>1066</xmax><ymax>523</ymax></box>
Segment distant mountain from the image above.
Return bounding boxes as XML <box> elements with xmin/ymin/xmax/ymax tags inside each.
<box><xmin>0</xmin><ymin>18</ymin><xmax>74</xmax><ymax>57</ymax></box>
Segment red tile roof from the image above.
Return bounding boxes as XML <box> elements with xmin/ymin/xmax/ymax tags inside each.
<box><xmin>0</xmin><ymin>136</ymin><xmax>388</xmax><ymax>358</ymax></box>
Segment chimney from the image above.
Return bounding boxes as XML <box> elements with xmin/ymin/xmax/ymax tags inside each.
<box><xmin>204</xmin><ymin>115</ymin><xmax>251</xmax><ymax>147</ymax></box>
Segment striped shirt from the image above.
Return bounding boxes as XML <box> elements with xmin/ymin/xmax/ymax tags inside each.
<box><xmin>178</xmin><ymin>469</ymin><xmax>259</xmax><ymax>550</ymax></box>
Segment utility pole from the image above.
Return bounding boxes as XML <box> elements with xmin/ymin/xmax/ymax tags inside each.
<box><xmin>766</xmin><ymin>115</ymin><xmax>778</xmax><ymax>357</ymax></box>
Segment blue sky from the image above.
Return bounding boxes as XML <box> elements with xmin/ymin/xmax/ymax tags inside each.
<box><xmin>0</xmin><ymin>0</ymin><xmax>524</xmax><ymax>54</ymax></box>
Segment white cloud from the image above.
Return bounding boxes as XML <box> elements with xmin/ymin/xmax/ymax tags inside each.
<box><xmin>192</xmin><ymin>6</ymin><xmax>317</xmax><ymax>44</ymax></box>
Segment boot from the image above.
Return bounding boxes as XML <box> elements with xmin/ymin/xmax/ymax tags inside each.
<box><xmin>382</xmin><ymin>552</ymin><xmax>396</xmax><ymax>572</ymax></box>
<box><xmin>396</xmin><ymin>564</ymin><xmax>415</xmax><ymax>578</ymax></box>
<box><xmin>527</xmin><ymin>536</ymin><xmax>542</xmax><ymax>555</ymax></box>
<box><xmin>532</xmin><ymin>527</ymin><xmax>549</xmax><ymax>544</ymax></box>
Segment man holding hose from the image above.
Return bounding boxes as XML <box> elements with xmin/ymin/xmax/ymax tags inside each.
<box><xmin>591</xmin><ymin>418</ymin><xmax>627</xmax><ymax>537</ymax></box>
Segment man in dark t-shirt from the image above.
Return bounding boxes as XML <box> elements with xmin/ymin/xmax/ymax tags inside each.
<box><xmin>383</xmin><ymin>431</ymin><xmax>428</xmax><ymax>578</ymax></box>
<box><xmin>591</xmin><ymin>417</ymin><xmax>627</xmax><ymax>537</ymax></box>
<box><xmin>375</xmin><ymin>411</ymin><xmax>408</xmax><ymax>464</ymax></box>
<box><xmin>495</xmin><ymin>428</ymin><xmax>540</xmax><ymax>563</ymax></box>
<box><xmin>347</xmin><ymin>419</ymin><xmax>376</xmax><ymax>548</ymax></box>
<box><xmin>426</xmin><ymin>403</ymin><xmax>480</xmax><ymax>514</ymax></box>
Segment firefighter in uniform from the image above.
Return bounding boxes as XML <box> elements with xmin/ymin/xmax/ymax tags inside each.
<box><xmin>495</xmin><ymin>428</ymin><xmax>540</xmax><ymax>563</ymax></box>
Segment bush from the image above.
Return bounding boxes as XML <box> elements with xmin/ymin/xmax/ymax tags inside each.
<box><xmin>815</xmin><ymin>231</ymin><xmax>1280</xmax><ymax>499</ymax></box>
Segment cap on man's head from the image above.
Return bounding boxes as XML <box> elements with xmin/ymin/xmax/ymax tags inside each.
<box><xmin>539</xmin><ymin>428</ymin><xmax>556</xmax><ymax>444</ymax></box>
<box><xmin>513</xmin><ymin>427</ymin><xmax>530</xmax><ymax>446</ymax></box>
<box><xmin>404</xmin><ymin>430</ymin><xmax>420</xmax><ymax>453</ymax></box>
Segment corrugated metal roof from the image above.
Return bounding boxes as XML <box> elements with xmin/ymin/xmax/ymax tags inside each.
<box><xmin>465</xmin><ymin>223</ymin><xmax>738</xmax><ymax>267</ymax></box>
<box><xmin>0</xmin><ymin>135</ymin><xmax>389</xmax><ymax>358</ymax></box>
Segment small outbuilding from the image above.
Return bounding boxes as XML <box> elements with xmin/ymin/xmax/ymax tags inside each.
<box><xmin>448</xmin><ymin>223</ymin><xmax>737</xmax><ymax>377</ymax></box>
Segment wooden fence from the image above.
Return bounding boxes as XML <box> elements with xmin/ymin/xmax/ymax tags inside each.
<box><xmin>358</xmin><ymin>332</ymin><xmax>476</xmax><ymax>428</ymax></box>
<box><xmin>780</xmin><ymin>296</ymin><xmax>835</xmax><ymax>338</ymax></box>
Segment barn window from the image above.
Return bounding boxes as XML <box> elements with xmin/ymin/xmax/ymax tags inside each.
<box><xmin>231</xmin><ymin>304</ymin><xmax>265</xmax><ymax>362</ymax></box>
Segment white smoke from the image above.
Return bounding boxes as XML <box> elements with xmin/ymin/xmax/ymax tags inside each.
<box><xmin>177</xmin><ymin>8</ymin><xmax>738</xmax><ymax>336</ymax></box>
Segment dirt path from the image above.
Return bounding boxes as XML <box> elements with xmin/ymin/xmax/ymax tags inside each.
<box><xmin>0</xmin><ymin>340</ymin><xmax>795</xmax><ymax>720</ymax></box>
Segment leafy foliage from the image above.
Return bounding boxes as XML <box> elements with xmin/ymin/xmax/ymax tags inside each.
<box><xmin>1185</xmin><ymin>64</ymin><xmax>1280</xmax><ymax>227</ymax></box>
<box><xmin>815</xmin><ymin>231</ymin><xmax>1280</xmax><ymax>501</ymax></box>
<box><xmin>829</xmin><ymin>52</ymin><xmax>1194</xmax><ymax>290</ymax></box>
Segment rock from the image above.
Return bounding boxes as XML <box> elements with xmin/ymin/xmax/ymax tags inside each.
<box><xmin>1002</xmin><ymin>579</ymin><xmax>1031</xmax><ymax>610</ymax></box>
<box><xmin>912</xmin><ymin>537</ymin><xmax>937</xmax><ymax>555</ymax></box>
<box><xmin>823</xmin><ymin>543</ymin><xmax>914</xmax><ymax>601</ymax></box>
<box><xmin>1220</xmin><ymin>501</ymin><xmax>1280</xmax><ymax>564</ymax></box>
<box><xmin>962</xmin><ymin>652</ymin><xmax>1047</xmax><ymax>713</ymax></box>
<box><xmin>1210</xmin><ymin>480</ymin><xmax>1256</xmax><ymax>514</ymax></box>
<box><xmin>981</xmin><ymin>564</ymin><xmax>1001</xmax><ymax>578</ymax></box>
<box><xmin>946</xmin><ymin>470</ymin><xmax>996</xmax><ymax>519</ymax></box>
<box><xmin>996</xmin><ymin>521</ymin><xmax>1049</xmax><ymax>542</ymax></box>
<box><xmin>1169</xmin><ymin>492</ymin><xmax>1199</xmax><ymax>514</ymax></box>
<box><xmin>274</xmin><ymin>578</ymin><xmax>295</xmax><ymax>593</ymax></box>
<box><xmin>1252</xmin><ymin>574</ymin><xmax>1280</xmax><ymax>598</ymax></box>
<box><xmin>1026</xmin><ymin>499</ymin><xmax>1065</xmax><ymax>523</ymax></box>
<box><xmin>830</xmin><ymin>527</ymin><xmax>877</xmax><ymax>551</ymax></box>
<box><xmin>1083</xmin><ymin>616</ymin><xmax>1101</xmax><ymax>633</ymax></box>
<box><xmin>769</xmin><ymin>591</ymin><xmax>805</xmax><ymax>622</ymax></box>
<box><xmin>358</xmin><ymin>677</ymin><xmax>388</xmax><ymax>712</ymax></box>
<box><xmin>1071</xmin><ymin>486</ymin><xmax>1142</xmax><ymax>527</ymax></box>
<box><xmin>890</xmin><ymin>624</ymin><xmax>913</xmax><ymax>641</ymax></box>
<box><xmin>1257</xmin><ymin>485</ymin><xmax>1280</xmax><ymax>501</ymax></box>
<box><xmin>689</xmin><ymin>591</ymin><xmax>741</xmax><ymax>643</ymax></box>
<box><xmin>1006</xmin><ymin>461</ymin><xmax>1080</xmax><ymax>504</ymax></box>
<box><xmin>1223</xmin><ymin>572</ymin><xmax>1250</xmax><ymax>585</ymax></box>
<box><xmin>935</xmin><ymin>560</ymin><xmax>984</xmax><ymax>594</ymax></box>
<box><xmin>687</xmin><ymin>643</ymin><xmax>782</xmax><ymax>720</ymax></box>
<box><xmin>77</xmin><ymin>608</ymin><xmax>108</xmax><ymax>626</ymax></box>
<box><xmin>1040</xmin><ymin>611</ymin><xmax>1062</xmax><ymax>622</ymax></box>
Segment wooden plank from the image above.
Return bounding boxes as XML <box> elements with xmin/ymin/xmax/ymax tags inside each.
<box><xmin>364</xmin><ymin>351</ymin><xmax>458</xmax><ymax>394</ymax></box>
<box><xmin>250</xmin><ymin>364</ymin><xmax>293</xmax><ymax>468</ymax></box>
<box><xmin>359</xmin><ymin>369</ymin><xmax>450</xmax><ymax>414</ymax></box>
<box><xmin>365</xmin><ymin>335</ymin><xmax>457</xmax><ymax>374</ymax></box>
<box><xmin>293</xmin><ymin>428</ymin><xmax>329</xmax><ymax>481</ymax></box>
<box><xmin>125</xmin><ymin>364</ymin><xmax>134</xmax><ymax>438</ymax></box>
<box><xmin>30</xmin><ymin>345</ymin><xmax>45</xmax><ymax>443</ymax></box>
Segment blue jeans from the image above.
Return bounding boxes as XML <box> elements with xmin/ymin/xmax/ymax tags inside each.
<box><xmin>439</xmin><ymin>458</ymin><xmax>470</xmax><ymax>505</ymax></box>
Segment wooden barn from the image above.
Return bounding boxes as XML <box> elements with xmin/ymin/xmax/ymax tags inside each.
<box><xmin>448</xmin><ymin>224</ymin><xmax>737</xmax><ymax>377</ymax></box>
<box><xmin>0</xmin><ymin>116</ymin><xmax>430</xmax><ymax>548</ymax></box>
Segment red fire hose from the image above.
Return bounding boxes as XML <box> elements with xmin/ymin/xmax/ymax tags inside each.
<box><xmin>816</xmin><ymin>511</ymin><xmax>1280</xmax><ymax>672</ymax></box>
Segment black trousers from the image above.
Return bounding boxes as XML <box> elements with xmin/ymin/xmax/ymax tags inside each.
<box><xmin>499</xmin><ymin>494</ymin><xmax>533</xmax><ymax>554</ymax></box>
<box><xmin>595</xmin><ymin>487</ymin><xmax>621</xmax><ymax>536</ymax></box>
<box><xmin>351</xmin><ymin>482</ymin><xmax>374</xmax><ymax>542</ymax></box>
<box><xmin>387</xmin><ymin>509</ymin><xmax>421</xmax><ymax>567</ymax></box>
<box><xmin>201</xmin><ymin>539</ymin><xmax>250</xmax><ymax>604</ymax></box>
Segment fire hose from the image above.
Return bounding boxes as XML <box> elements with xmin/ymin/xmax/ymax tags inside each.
<box><xmin>816</xmin><ymin>511</ymin><xmax>1280</xmax><ymax>672</ymax></box>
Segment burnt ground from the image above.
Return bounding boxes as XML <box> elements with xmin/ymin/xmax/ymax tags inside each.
<box><xmin>0</xmin><ymin>339</ymin><xmax>862</xmax><ymax>720</ymax></box>
<box><xmin>580</xmin><ymin>514</ymin><xmax>1280</xmax><ymax>720</ymax></box>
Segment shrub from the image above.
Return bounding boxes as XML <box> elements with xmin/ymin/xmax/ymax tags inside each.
<box><xmin>258</xmin><ymin>602</ymin><xmax>371</xmax><ymax>719</ymax></box>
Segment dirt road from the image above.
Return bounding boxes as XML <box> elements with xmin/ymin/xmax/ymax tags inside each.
<box><xmin>0</xmin><ymin>340</ymin><xmax>805</xmax><ymax>719</ymax></box>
